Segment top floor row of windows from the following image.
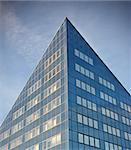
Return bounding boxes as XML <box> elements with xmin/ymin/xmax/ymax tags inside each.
<box><xmin>74</xmin><ymin>49</ymin><xmax>94</xmax><ymax>66</ymax></box>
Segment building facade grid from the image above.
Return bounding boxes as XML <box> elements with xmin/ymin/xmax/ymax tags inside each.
<box><xmin>0</xmin><ymin>18</ymin><xmax>130</xmax><ymax>150</ymax></box>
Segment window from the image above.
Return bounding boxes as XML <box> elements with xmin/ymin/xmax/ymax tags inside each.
<box><xmin>74</xmin><ymin>49</ymin><xmax>94</xmax><ymax>65</ymax></box>
<box><xmin>103</xmin><ymin>124</ymin><xmax>120</xmax><ymax>137</ymax></box>
<box><xmin>44</xmin><ymin>79</ymin><xmax>61</xmax><ymax>98</ymax></box>
<box><xmin>43</xmin><ymin>96</ymin><xmax>61</xmax><ymax>114</ymax></box>
<box><xmin>122</xmin><ymin>116</ymin><xmax>131</xmax><ymax>126</ymax></box>
<box><xmin>90</xmin><ymin>136</ymin><xmax>95</xmax><ymax>146</ymax></box>
<box><xmin>42</xmin><ymin>133</ymin><xmax>61</xmax><ymax>149</ymax></box>
<box><xmin>76</xmin><ymin>95</ymin><xmax>97</xmax><ymax>112</ymax></box>
<box><xmin>80</xmin><ymin>52</ymin><xmax>84</xmax><ymax>59</ymax></box>
<box><xmin>89</xmin><ymin>58</ymin><xmax>93</xmax><ymax>65</ymax></box>
<box><xmin>99</xmin><ymin>77</ymin><xmax>102</xmax><ymax>84</ymax></box>
<box><xmin>11</xmin><ymin>120</ymin><xmax>24</xmax><ymax>134</ymax></box>
<box><xmin>25</xmin><ymin>126</ymin><xmax>40</xmax><ymax>142</ymax></box>
<box><xmin>78</xmin><ymin>133</ymin><xmax>100</xmax><ymax>148</ymax></box>
<box><xmin>86</xmin><ymin>84</ymin><xmax>90</xmax><ymax>93</ymax></box>
<box><xmin>107</xmin><ymin>81</ymin><xmax>111</xmax><ymax>89</ymax></box>
<box><xmin>44</xmin><ymin>63</ymin><xmax>61</xmax><ymax>83</ymax></box>
<box><xmin>85</xmin><ymin>69</ymin><xmax>89</xmax><ymax>76</ymax></box>
<box><xmin>92</xmin><ymin>103</ymin><xmax>97</xmax><ymax>111</ymax></box>
<box><xmin>95</xmin><ymin>138</ymin><xmax>100</xmax><ymax>148</ymax></box>
<box><xmin>81</xmin><ymin>66</ymin><xmax>84</xmax><ymax>74</ymax></box>
<box><xmin>78</xmin><ymin>133</ymin><xmax>83</xmax><ymax>143</ymax></box>
<box><xmin>124</xmin><ymin>132</ymin><xmax>131</xmax><ymax>141</ymax></box>
<box><xmin>105</xmin><ymin>141</ymin><xmax>122</xmax><ymax>150</ymax></box>
<box><xmin>81</xmin><ymin>82</ymin><xmax>86</xmax><ymax>90</ymax></box>
<box><xmin>77</xmin><ymin>114</ymin><xmax>98</xmax><ymax>129</ymax></box>
<box><xmin>103</xmin><ymin>124</ymin><xmax>107</xmax><ymax>132</ymax></box>
<box><xmin>91</xmin><ymin>87</ymin><xmax>95</xmax><ymax>95</ymax></box>
<box><xmin>27</xmin><ymin>79</ymin><xmax>41</xmax><ymax>96</ymax></box>
<box><xmin>0</xmin><ymin>129</ymin><xmax>10</xmax><ymax>141</ymax></box>
<box><xmin>94</xmin><ymin>120</ymin><xmax>98</xmax><ymax>129</ymax></box>
<box><xmin>77</xmin><ymin>96</ymin><xmax>82</xmax><ymax>105</ymax></box>
<box><xmin>90</xmin><ymin>72</ymin><xmax>94</xmax><ymax>80</ymax></box>
<box><xmin>100</xmin><ymin>91</ymin><xmax>117</xmax><ymax>105</ymax></box>
<box><xmin>108</xmin><ymin>126</ymin><xmax>112</xmax><ymax>134</ymax></box>
<box><xmin>43</xmin><ymin>114</ymin><xmax>61</xmax><ymax>132</ymax></box>
<box><xmin>89</xmin><ymin>118</ymin><xmax>93</xmax><ymax>127</ymax></box>
<box><xmin>102</xmin><ymin>107</ymin><xmax>106</xmax><ymax>115</ymax></box>
<box><xmin>13</xmin><ymin>106</ymin><xmax>25</xmax><ymax>120</ymax></box>
<box><xmin>75</xmin><ymin>63</ymin><xmax>94</xmax><ymax>80</ymax></box>
<box><xmin>74</xmin><ymin>49</ymin><xmax>79</xmax><ymax>57</ymax></box>
<box><xmin>99</xmin><ymin>76</ymin><xmax>115</xmax><ymax>91</ymax></box>
<box><xmin>82</xmin><ymin>98</ymin><xmax>86</xmax><ymax>107</ymax></box>
<box><xmin>0</xmin><ymin>144</ymin><xmax>8</xmax><ymax>150</ymax></box>
<box><xmin>120</xmin><ymin>102</ymin><xmax>131</xmax><ymax>113</ymax></box>
<box><xmin>10</xmin><ymin>136</ymin><xmax>23</xmax><ymax>149</ymax></box>
<box><xmin>111</xmin><ymin>84</ymin><xmax>115</xmax><ymax>91</ymax></box>
<box><xmin>76</xmin><ymin>79</ymin><xmax>81</xmax><ymax>87</ymax></box>
<box><xmin>101</xmin><ymin>107</ymin><xmax>118</xmax><ymax>121</ymax></box>
<box><xmin>105</xmin><ymin>94</ymin><xmax>108</xmax><ymax>101</ymax></box>
<box><xmin>26</xmin><ymin>94</ymin><xmax>40</xmax><ymax>111</ymax></box>
<box><xmin>44</xmin><ymin>49</ymin><xmax>61</xmax><ymax>69</ymax></box>
<box><xmin>116</xmin><ymin>129</ymin><xmax>120</xmax><ymax>137</ymax></box>
<box><xmin>83</xmin><ymin>116</ymin><xmax>88</xmax><ymax>125</ymax></box>
<box><xmin>76</xmin><ymin>79</ymin><xmax>96</xmax><ymax>95</ymax></box>
<box><xmin>106</xmin><ymin>109</ymin><xmax>110</xmax><ymax>116</ymax></box>
<box><xmin>75</xmin><ymin>64</ymin><xmax>80</xmax><ymax>71</ymax></box>
<box><xmin>87</xmin><ymin>101</ymin><xmax>91</xmax><ymax>109</ymax></box>
<box><xmin>77</xmin><ymin>114</ymin><xmax>82</xmax><ymax>123</ymax></box>
<box><xmin>26</xmin><ymin>144</ymin><xmax>39</xmax><ymax>150</ymax></box>
<box><xmin>100</xmin><ymin>91</ymin><xmax>104</xmax><ymax>99</ymax></box>
<box><xmin>26</xmin><ymin>110</ymin><xmax>40</xmax><ymax>125</ymax></box>
<box><xmin>85</xmin><ymin>55</ymin><xmax>89</xmax><ymax>62</ymax></box>
<box><xmin>84</xmin><ymin>135</ymin><xmax>89</xmax><ymax>145</ymax></box>
<box><xmin>88</xmin><ymin>101</ymin><xmax>97</xmax><ymax>111</ymax></box>
<box><xmin>103</xmin><ymin>79</ymin><xmax>107</xmax><ymax>86</ymax></box>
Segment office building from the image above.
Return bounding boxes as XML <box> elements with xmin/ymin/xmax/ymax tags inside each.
<box><xmin>0</xmin><ymin>18</ymin><xmax>131</xmax><ymax>150</ymax></box>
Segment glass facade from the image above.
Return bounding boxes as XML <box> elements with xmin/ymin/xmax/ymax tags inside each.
<box><xmin>67</xmin><ymin>18</ymin><xmax>131</xmax><ymax>150</ymax></box>
<box><xmin>0</xmin><ymin>18</ymin><xmax>130</xmax><ymax>150</ymax></box>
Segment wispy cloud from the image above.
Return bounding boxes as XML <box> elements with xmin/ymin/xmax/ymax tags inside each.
<box><xmin>1</xmin><ymin>3</ymin><xmax>49</xmax><ymax>65</ymax></box>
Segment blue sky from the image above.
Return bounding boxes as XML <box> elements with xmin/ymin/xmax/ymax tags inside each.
<box><xmin>0</xmin><ymin>1</ymin><xmax>130</xmax><ymax>125</ymax></box>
